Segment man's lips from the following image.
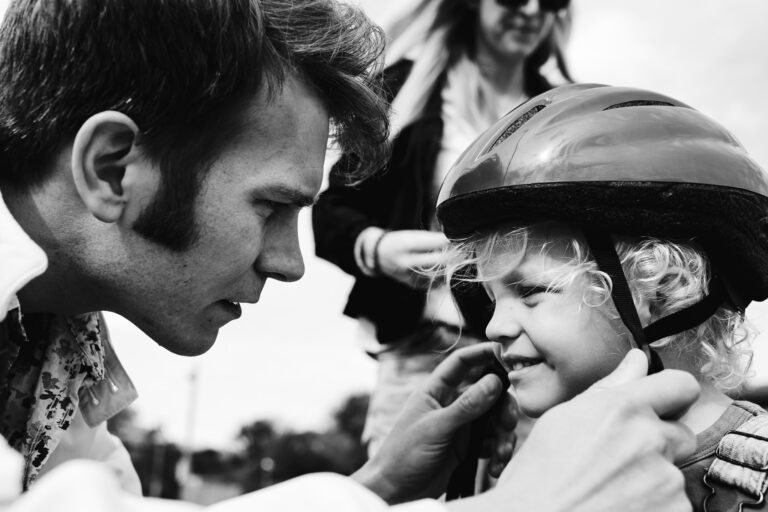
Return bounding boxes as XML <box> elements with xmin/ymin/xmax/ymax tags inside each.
<box><xmin>221</xmin><ymin>290</ymin><xmax>262</xmax><ymax>306</ymax></box>
<box><xmin>218</xmin><ymin>300</ymin><xmax>243</xmax><ymax>319</ymax></box>
<box><xmin>216</xmin><ymin>291</ymin><xmax>262</xmax><ymax>320</ymax></box>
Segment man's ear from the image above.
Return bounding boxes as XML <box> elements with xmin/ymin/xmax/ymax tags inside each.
<box><xmin>71</xmin><ymin>111</ymin><xmax>141</xmax><ymax>223</ymax></box>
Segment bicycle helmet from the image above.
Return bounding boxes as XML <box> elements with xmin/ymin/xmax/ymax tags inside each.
<box><xmin>437</xmin><ymin>83</ymin><xmax>768</xmax><ymax>371</ymax></box>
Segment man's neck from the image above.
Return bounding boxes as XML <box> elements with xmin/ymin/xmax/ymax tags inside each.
<box><xmin>2</xmin><ymin>185</ymin><xmax>97</xmax><ymax>316</ymax></box>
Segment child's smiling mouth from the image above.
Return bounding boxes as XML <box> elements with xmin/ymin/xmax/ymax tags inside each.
<box><xmin>504</xmin><ymin>355</ymin><xmax>545</xmax><ymax>373</ymax></box>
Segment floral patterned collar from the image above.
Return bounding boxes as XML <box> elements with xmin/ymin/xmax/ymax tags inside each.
<box><xmin>0</xmin><ymin>308</ymin><xmax>137</xmax><ymax>489</ymax></box>
<box><xmin>0</xmin><ymin>194</ymin><xmax>136</xmax><ymax>489</ymax></box>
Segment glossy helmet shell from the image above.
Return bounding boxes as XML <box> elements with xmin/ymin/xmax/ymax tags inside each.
<box><xmin>436</xmin><ymin>83</ymin><xmax>768</xmax><ymax>304</ymax></box>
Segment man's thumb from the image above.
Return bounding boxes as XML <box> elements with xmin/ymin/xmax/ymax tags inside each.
<box><xmin>588</xmin><ymin>349</ymin><xmax>648</xmax><ymax>392</ymax></box>
<box><xmin>441</xmin><ymin>374</ymin><xmax>502</xmax><ymax>427</ymax></box>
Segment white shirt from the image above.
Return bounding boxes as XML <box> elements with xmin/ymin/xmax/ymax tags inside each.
<box><xmin>0</xmin><ymin>191</ymin><xmax>47</xmax><ymax>323</ymax></box>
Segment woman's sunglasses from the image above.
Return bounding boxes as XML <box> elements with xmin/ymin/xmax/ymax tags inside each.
<box><xmin>496</xmin><ymin>0</ymin><xmax>570</xmax><ymax>12</ymax></box>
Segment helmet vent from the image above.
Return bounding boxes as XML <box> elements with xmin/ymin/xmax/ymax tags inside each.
<box><xmin>487</xmin><ymin>105</ymin><xmax>546</xmax><ymax>153</ymax></box>
<box><xmin>604</xmin><ymin>100</ymin><xmax>674</xmax><ymax>110</ymax></box>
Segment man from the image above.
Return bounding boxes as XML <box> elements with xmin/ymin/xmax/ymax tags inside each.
<box><xmin>0</xmin><ymin>0</ymin><xmax>698</xmax><ymax>510</ymax></box>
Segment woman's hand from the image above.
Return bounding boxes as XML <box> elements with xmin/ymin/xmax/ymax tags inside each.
<box><xmin>375</xmin><ymin>230</ymin><xmax>449</xmax><ymax>289</ymax></box>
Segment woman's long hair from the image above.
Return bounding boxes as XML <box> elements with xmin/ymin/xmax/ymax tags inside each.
<box><xmin>384</xmin><ymin>0</ymin><xmax>572</xmax><ymax>138</ymax></box>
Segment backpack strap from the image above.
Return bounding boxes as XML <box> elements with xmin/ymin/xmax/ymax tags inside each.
<box><xmin>704</xmin><ymin>404</ymin><xmax>768</xmax><ymax>511</ymax></box>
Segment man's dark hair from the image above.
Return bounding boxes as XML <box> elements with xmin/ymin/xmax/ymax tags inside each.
<box><xmin>0</xmin><ymin>0</ymin><xmax>388</xmax><ymax>249</ymax></box>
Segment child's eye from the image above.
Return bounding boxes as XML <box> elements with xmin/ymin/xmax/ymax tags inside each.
<box><xmin>518</xmin><ymin>285</ymin><xmax>546</xmax><ymax>298</ymax></box>
<box><xmin>517</xmin><ymin>284</ymin><xmax>557</xmax><ymax>301</ymax></box>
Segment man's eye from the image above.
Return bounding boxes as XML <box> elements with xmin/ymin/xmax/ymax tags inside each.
<box><xmin>254</xmin><ymin>200</ymin><xmax>280</xmax><ymax>217</ymax></box>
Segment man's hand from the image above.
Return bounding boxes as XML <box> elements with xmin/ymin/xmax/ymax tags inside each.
<box><xmin>449</xmin><ymin>349</ymin><xmax>700</xmax><ymax>512</ymax></box>
<box><xmin>375</xmin><ymin>230</ymin><xmax>449</xmax><ymax>289</ymax></box>
<box><xmin>352</xmin><ymin>343</ymin><xmax>517</xmax><ymax>504</ymax></box>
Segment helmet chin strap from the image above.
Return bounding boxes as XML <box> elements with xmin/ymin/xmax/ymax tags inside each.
<box><xmin>583</xmin><ymin>230</ymin><xmax>727</xmax><ymax>375</ymax></box>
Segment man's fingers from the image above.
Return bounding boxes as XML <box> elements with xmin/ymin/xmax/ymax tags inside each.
<box><xmin>623</xmin><ymin>370</ymin><xmax>701</xmax><ymax>419</ymax></box>
<box><xmin>587</xmin><ymin>349</ymin><xmax>647</xmax><ymax>392</ymax></box>
<box><xmin>660</xmin><ymin>420</ymin><xmax>698</xmax><ymax>463</ymax></box>
<box><xmin>487</xmin><ymin>433</ymin><xmax>515</xmax><ymax>478</ymax></box>
<box><xmin>587</xmin><ymin>349</ymin><xmax>700</xmax><ymax>419</ymax></box>
<box><xmin>495</xmin><ymin>392</ymin><xmax>518</xmax><ymax>430</ymax></box>
<box><xmin>485</xmin><ymin>415</ymin><xmax>516</xmax><ymax>477</ymax></box>
<box><xmin>425</xmin><ymin>342</ymin><xmax>503</xmax><ymax>395</ymax></box>
<box><xmin>439</xmin><ymin>373</ymin><xmax>503</xmax><ymax>426</ymax></box>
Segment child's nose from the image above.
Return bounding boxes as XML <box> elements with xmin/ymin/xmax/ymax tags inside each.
<box><xmin>485</xmin><ymin>306</ymin><xmax>523</xmax><ymax>343</ymax></box>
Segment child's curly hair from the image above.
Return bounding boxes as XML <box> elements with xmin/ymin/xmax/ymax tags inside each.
<box><xmin>441</xmin><ymin>223</ymin><xmax>755</xmax><ymax>390</ymax></box>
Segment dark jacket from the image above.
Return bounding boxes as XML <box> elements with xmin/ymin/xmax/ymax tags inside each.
<box><xmin>313</xmin><ymin>59</ymin><xmax>557</xmax><ymax>344</ymax></box>
<box><xmin>312</xmin><ymin>60</ymin><xmax>445</xmax><ymax>343</ymax></box>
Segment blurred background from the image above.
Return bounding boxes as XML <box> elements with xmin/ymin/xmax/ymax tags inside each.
<box><xmin>3</xmin><ymin>0</ymin><xmax>768</xmax><ymax>503</ymax></box>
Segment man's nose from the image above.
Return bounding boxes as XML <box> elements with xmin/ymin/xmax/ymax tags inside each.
<box><xmin>257</xmin><ymin>224</ymin><xmax>305</xmax><ymax>283</ymax></box>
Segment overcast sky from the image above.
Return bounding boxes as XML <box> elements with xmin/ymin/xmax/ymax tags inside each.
<box><xmin>3</xmin><ymin>0</ymin><xmax>767</xmax><ymax>449</ymax></box>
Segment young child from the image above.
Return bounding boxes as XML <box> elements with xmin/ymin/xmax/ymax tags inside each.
<box><xmin>436</xmin><ymin>83</ymin><xmax>768</xmax><ymax>511</ymax></box>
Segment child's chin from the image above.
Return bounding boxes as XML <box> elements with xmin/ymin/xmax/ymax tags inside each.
<box><xmin>518</xmin><ymin>402</ymin><xmax>548</xmax><ymax>418</ymax></box>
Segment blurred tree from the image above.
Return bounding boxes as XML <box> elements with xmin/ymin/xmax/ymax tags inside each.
<box><xmin>239</xmin><ymin>420</ymin><xmax>277</xmax><ymax>461</ymax></box>
<box><xmin>107</xmin><ymin>394</ymin><xmax>372</xmax><ymax>497</ymax></box>
<box><xmin>191</xmin><ymin>449</ymin><xmax>230</xmax><ymax>476</ymax></box>
<box><xmin>237</xmin><ymin>393</ymin><xmax>370</xmax><ymax>492</ymax></box>
<box><xmin>332</xmin><ymin>393</ymin><xmax>369</xmax><ymax>470</ymax></box>
<box><xmin>271</xmin><ymin>431</ymin><xmax>357</xmax><ymax>481</ymax></box>
<box><xmin>237</xmin><ymin>420</ymin><xmax>278</xmax><ymax>491</ymax></box>
<box><xmin>333</xmin><ymin>394</ymin><xmax>369</xmax><ymax>441</ymax></box>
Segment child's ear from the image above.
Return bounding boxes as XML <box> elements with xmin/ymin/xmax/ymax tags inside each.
<box><xmin>70</xmin><ymin>111</ymin><xmax>141</xmax><ymax>223</ymax></box>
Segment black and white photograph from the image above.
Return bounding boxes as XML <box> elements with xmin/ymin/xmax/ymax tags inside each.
<box><xmin>1</xmin><ymin>1</ymin><xmax>768</xmax><ymax>510</ymax></box>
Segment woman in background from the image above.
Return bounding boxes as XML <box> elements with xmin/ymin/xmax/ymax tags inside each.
<box><xmin>313</xmin><ymin>0</ymin><xmax>572</xmax><ymax>455</ymax></box>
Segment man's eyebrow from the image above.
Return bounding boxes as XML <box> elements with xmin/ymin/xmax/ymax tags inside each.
<box><xmin>258</xmin><ymin>184</ymin><xmax>318</xmax><ymax>207</ymax></box>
